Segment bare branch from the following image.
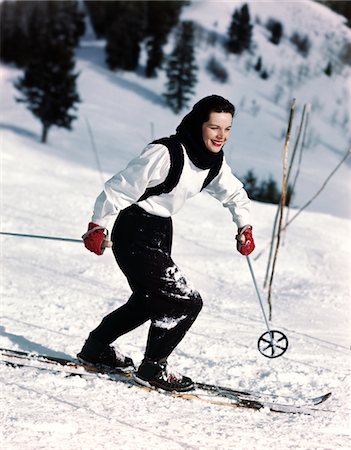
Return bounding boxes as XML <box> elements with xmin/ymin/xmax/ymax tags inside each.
<box><xmin>267</xmin><ymin>99</ymin><xmax>296</xmax><ymax>319</ymax></box>
<box><xmin>283</xmin><ymin>147</ymin><xmax>351</xmax><ymax>229</ymax></box>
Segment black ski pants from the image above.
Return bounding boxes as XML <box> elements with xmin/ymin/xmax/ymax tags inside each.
<box><xmin>90</xmin><ymin>204</ymin><xmax>203</xmax><ymax>362</ymax></box>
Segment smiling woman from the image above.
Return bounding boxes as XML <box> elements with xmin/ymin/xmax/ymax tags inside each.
<box><xmin>202</xmin><ymin>112</ymin><xmax>233</xmax><ymax>153</ymax></box>
<box><xmin>79</xmin><ymin>95</ymin><xmax>255</xmax><ymax>392</ymax></box>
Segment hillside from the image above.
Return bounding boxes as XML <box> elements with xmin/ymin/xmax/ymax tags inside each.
<box><xmin>0</xmin><ymin>1</ymin><xmax>350</xmax><ymax>449</ymax></box>
<box><xmin>183</xmin><ymin>0</ymin><xmax>351</xmax><ymax>219</ymax></box>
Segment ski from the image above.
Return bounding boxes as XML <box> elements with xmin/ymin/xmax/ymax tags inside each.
<box><xmin>0</xmin><ymin>347</ymin><xmax>332</xmax><ymax>414</ymax></box>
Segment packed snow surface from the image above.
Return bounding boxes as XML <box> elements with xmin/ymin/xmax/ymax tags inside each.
<box><xmin>1</xmin><ymin>1</ymin><xmax>350</xmax><ymax>449</ymax></box>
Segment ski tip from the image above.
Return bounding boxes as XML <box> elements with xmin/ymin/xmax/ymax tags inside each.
<box><xmin>313</xmin><ymin>392</ymin><xmax>332</xmax><ymax>405</ymax></box>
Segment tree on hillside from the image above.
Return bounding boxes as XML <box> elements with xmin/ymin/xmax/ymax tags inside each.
<box><xmin>290</xmin><ymin>32</ymin><xmax>311</xmax><ymax>57</ymax></box>
<box><xmin>15</xmin><ymin>2</ymin><xmax>81</xmax><ymax>143</ymax></box>
<box><xmin>84</xmin><ymin>0</ymin><xmax>114</xmax><ymax>38</ymax></box>
<box><xmin>144</xmin><ymin>1</ymin><xmax>187</xmax><ymax>78</ymax></box>
<box><xmin>0</xmin><ymin>0</ymin><xmax>85</xmax><ymax>67</ymax></box>
<box><xmin>227</xmin><ymin>3</ymin><xmax>253</xmax><ymax>54</ymax></box>
<box><xmin>85</xmin><ymin>1</ymin><xmax>188</xmax><ymax>76</ymax></box>
<box><xmin>324</xmin><ymin>61</ymin><xmax>333</xmax><ymax>76</ymax></box>
<box><xmin>0</xmin><ymin>0</ymin><xmax>31</xmax><ymax>66</ymax></box>
<box><xmin>105</xmin><ymin>2</ymin><xmax>145</xmax><ymax>71</ymax></box>
<box><xmin>266</xmin><ymin>18</ymin><xmax>283</xmax><ymax>45</ymax></box>
<box><xmin>242</xmin><ymin>170</ymin><xmax>292</xmax><ymax>206</ymax></box>
<box><xmin>163</xmin><ymin>21</ymin><xmax>198</xmax><ymax>114</ymax></box>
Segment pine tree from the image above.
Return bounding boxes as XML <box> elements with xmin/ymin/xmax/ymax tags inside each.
<box><xmin>227</xmin><ymin>4</ymin><xmax>253</xmax><ymax>54</ymax></box>
<box><xmin>15</xmin><ymin>2</ymin><xmax>81</xmax><ymax>143</ymax></box>
<box><xmin>266</xmin><ymin>18</ymin><xmax>283</xmax><ymax>45</ymax></box>
<box><xmin>59</xmin><ymin>0</ymin><xmax>86</xmax><ymax>48</ymax></box>
<box><xmin>1</xmin><ymin>1</ymin><xmax>85</xmax><ymax>67</ymax></box>
<box><xmin>144</xmin><ymin>1</ymin><xmax>186</xmax><ymax>78</ymax></box>
<box><xmin>254</xmin><ymin>56</ymin><xmax>262</xmax><ymax>72</ymax></box>
<box><xmin>324</xmin><ymin>61</ymin><xmax>333</xmax><ymax>76</ymax></box>
<box><xmin>259</xmin><ymin>176</ymin><xmax>281</xmax><ymax>204</ymax></box>
<box><xmin>164</xmin><ymin>21</ymin><xmax>198</xmax><ymax>114</ymax></box>
<box><xmin>84</xmin><ymin>0</ymin><xmax>112</xmax><ymax>38</ymax></box>
<box><xmin>243</xmin><ymin>170</ymin><xmax>258</xmax><ymax>199</ymax></box>
<box><xmin>105</xmin><ymin>2</ymin><xmax>145</xmax><ymax>71</ymax></box>
<box><xmin>0</xmin><ymin>1</ymin><xmax>35</xmax><ymax>66</ymax></box>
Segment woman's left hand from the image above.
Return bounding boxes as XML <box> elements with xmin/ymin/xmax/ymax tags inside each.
<box><xmin>236</xmin><ymin>225</ymin><xmax>255</xmax><ymax>256</ymax></box>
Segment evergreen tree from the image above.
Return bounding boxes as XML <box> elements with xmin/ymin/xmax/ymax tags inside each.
<box><xmin>1</xmin><ymin>1</ymin><xmax>85</xmax><ymax>67</ymax></box>
<box><xmin>105</xmin><ymin>2</ymin><xmax>145</xmax><ymax>71</ymax></box>
<box><xmin>164</xmin><ymin>21</ymin><xmax>198</xmax><ymax>114</ymax></box>
<box><xmin>258</xmin><ymin>176</ymin><xmax>281</xmax><ymax>204</ymax></box>
<box><xmin>144</xmin><ymin>1</ymin><xmax>187</xmax><ymax>78</ymax></box>
<box><xmin>266</xmin><ymin>18</ymin><xmax>283</xmax><ymax>45</ymax></box>
<box><xmin>242</xmin><ymin>170</ymin><xmax>292</xmax><ymax>205</ymax></box>
<box><xmin>227</xmin><ymin>3</ymin><xmax>253</xmax><ymax>54</ymax></box>
<box><xmin>15</xmin><ymin>3</ymin><xmax>81</xmax><ymax>143</ymax></box>
<box><xmin>84</xmin><ymin>0</ymin><xmax>127</xmax><ymax>39</ymax></box>
<box><xmin>0</xmin><ymin>1</ymin><xmax>35</xmax><ymax>66</ymax></box>
<box><xmin>290</xmin><ymin>32</ymin><xmax>311</xmax><ymax>58</ymax></box>
<box><xmin>85</xmin><ymin>1</ymin><xmax>187</xmax><ymax>76</ymax></box>
<box><xmin>84</xmin><ymin>0</ymin><xmax>110</xmax><ymax>38</ymax></box>
<box><xmin>0</xmin><ymin>1</ymin><xmax>15</xmax><ymax>63</ymax></box>
<box><xmin>58</xmin><ymin>0</ymin><xmax>86</xmax><ymax>47</ymax></box>
<box><xmin>254</xmin><ymin>56</ymin><xmax>262</xmax><ymax>72</ymax></box>
<box><xmin>324</xmin><ymin>61</ymin><xmax>333</xmax><ymax>76</ymax></box>
<box><xmin>206</xmin><ymin>56</ymin><xmax>229</xmax><ymax>83</ymax></box>
<box><xmin>243</xmin><ymin>170</ymin><xmax>258</xmax><ymax>199</ymax></box>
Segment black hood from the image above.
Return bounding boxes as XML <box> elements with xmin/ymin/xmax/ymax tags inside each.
<box><xmin>175</xmin><ymin>95</ymin><xmax>230</xmax><ymax>170</ymax></box>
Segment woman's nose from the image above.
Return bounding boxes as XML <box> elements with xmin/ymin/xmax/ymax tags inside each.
<box><xmin>216</xmin><ymin>130</ymin><xmax>224</xmax><ymax>139</ymax></box>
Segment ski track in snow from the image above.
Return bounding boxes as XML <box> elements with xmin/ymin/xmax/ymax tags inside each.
<box><xmin>1</xmin><ymin>1</ymin><xmax>351</xmax><ymax>448</ymax></box>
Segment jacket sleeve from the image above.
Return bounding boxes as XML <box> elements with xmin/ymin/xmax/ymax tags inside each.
<box><xmin>204</xmin><ymin>158</ymin><xmax>251</xmax><ymax>228</ymax></box>
<box><xmin>91</xmin><ymin>144</ymin><xmax>170</xmax><ymax>227</ymax></box>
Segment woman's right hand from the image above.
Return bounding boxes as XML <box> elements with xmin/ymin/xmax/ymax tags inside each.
<box><xmin>82</xmin><ymin>222</ymin><xmax>110</xmax><ymax>255</ymax></box>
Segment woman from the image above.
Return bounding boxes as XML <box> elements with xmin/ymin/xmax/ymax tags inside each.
<box><xmin>79</xmin><ymin>95</ymin><xmax>255</xmax><ymax>392</ymax></box>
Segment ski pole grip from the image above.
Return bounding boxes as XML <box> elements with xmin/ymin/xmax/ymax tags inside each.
<box><xmin>102</xmin><ymin>239</ymin><xmax>112</xmax><ymax>250</ymax></box>
<box><xmin>82</xmin><ymin>225</ymin><xmax>113</xmax><ymax>254</ymax></box>
<box><xmin>100</xmin><ymin>229</ymin><xmax>112</xmax><ymax>253</ymax></box>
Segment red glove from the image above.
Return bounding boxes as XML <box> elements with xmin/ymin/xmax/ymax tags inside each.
<box><xmin>236</xmin><ymin>225</ymin><xmax>255</xmax><ymax>256</ymax></box>
<box><xmin>82</xmin><ymin>222</ymin><xmax>108</xmax><ymax>256</ymax></box>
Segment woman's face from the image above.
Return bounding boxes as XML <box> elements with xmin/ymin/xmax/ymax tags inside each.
<box><xmin>202</xmin><ymin>112</ymin><xmax>233</xmax><ymax>153</ymax></box>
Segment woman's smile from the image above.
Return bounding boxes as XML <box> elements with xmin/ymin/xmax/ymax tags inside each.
<box><xmin>202</xmin><ymin>112</ymin><xmax>233</xmax><ymax>153</ymax></box>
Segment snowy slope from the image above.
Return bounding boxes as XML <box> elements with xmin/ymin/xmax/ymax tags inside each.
<box><xmin>1</xmin><ymin>1</ymin><xmax>351</xmax><ymax>449</ymax></box>
<box><xmin>181</xmin><ymin>0</ymin><xmax>351</xmax><ymax>219</ymax></box>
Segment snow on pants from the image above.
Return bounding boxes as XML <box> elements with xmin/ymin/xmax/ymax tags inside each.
<box><xmin>90</xmin><ymin>204</ymin><xmax>203</xmax><ymax>362</ymax></box>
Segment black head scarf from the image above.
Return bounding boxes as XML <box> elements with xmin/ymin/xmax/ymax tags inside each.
<box><xmin>175</xmin><ymin>95</ymin><xmax>235</xmax><ymax>169</ymax></box>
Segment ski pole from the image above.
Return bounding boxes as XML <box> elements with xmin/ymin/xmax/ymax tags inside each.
<box><xmin>0</xmin><ymin>231</ymin><xmax>112</xmax><ymax>251</ymax></box>
<box><xmin>246</xmin><ymin>256</ymin><xmax>288</xmax><ymax>358</ymax></box>
<box><xmin>246</xmin><ymin>256</ymin><xmax>272</xmax><ymax>334</ymax></box>
<box><xmin>0</xmin><ymin>231</ymin><xmax>82</xmax><ymax>243</ymax></box>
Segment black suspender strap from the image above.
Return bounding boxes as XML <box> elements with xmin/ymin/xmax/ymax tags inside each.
<box><xmin>138</xmin><ymin>136</ymin><xmax>184</xmax><ymax>202</ymax></box>
<box><xmin>201</xmin><ymin>153</ymin><xmax>223</xmax><ymax>190</ymax></box>
<box><xmin>138</xmin><ymin>137</ymin><xmax>223</xmax><ymax>202</ymax></box>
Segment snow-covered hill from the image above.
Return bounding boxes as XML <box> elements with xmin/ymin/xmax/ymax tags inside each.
<box><xmin>1</xmin><ymin>1</ymin><xmax>350</xmax><ymax>449</ymax></box>
<box><xmin>181</xmin><ymin>0</ymin><xmax>351</xmax><ymax>219</ymax></box>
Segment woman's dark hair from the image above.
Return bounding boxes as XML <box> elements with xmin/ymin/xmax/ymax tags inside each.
<box><xmin>175</xmin><ymin>95</ymin><xmax>235</xmax><ymax>169</ymax></box>
<box><xmin>194</xmin><ymin>95</ymin><xmax>235</xmax><ymax>123</ymax></box>
<box><xmin>176</xmin><ymin>95</ymin><xmax>235</xmax><ymax>136</ymax></box>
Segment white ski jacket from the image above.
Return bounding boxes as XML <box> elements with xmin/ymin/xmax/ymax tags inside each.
<box><xmin>91</xmin><ymin>143</ymin><xmax>251</xmax><ymax>229</ymax></box>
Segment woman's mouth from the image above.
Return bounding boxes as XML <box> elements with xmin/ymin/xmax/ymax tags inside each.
<box><xmin>211</xmin><ymin>140</ymin><xmax>224</xmax><ymax>147</ymax></box>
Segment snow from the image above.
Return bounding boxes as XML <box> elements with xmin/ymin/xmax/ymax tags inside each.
<box><xmin>1</xmin><ymin>1</ymin><xmax>350</xmax><ymax>449</ymax></box>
